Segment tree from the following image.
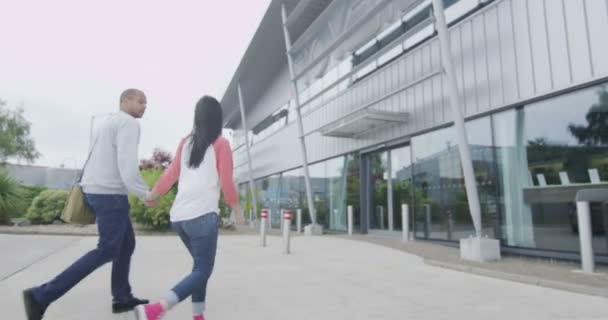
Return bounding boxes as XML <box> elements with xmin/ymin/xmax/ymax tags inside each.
<box><xmin>0</xmin><ymin>100</ymin><xmax>40</xmax><ymax>163</ymax></box>
<box><xmin>139</xmin><ymin>148</ymin><xmax>172</xmax><ymax>170</ymax></box>
<box><xmin>568</xmin><ymin>86</ymin><xmax>608</xmax><ymax>146</ymax></box>
<box><xmin>565</xmin><ymin>86</ymin><xmax>608</xmax><ymax>182</ymax></box>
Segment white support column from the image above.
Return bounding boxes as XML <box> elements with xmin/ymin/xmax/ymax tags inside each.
<box><xmin>432</xmin><ymin>0</ymin><xmax>500</xmax><ymax>262</ymax></box>
<box><xmin>432</xmin><ymin>0</ymin><xmax>482</xmax><ymax>237</ymax></box>
<box><xmin>281</xmin><ymin>3</ymin><xmax>322</xmax><ymax>236</ymax></box>
<box><xmin>576</xmin><ymin>201</ymin><xmax>595</xmax><ymax>274</ymax></box>
<box><xmin>237</xmin><ymin>83</ymin><xmax>258</xmax><ymax>224</ymax></box>
<box><xmin>387</xmin><ymin>151</ymin><xmax>394</xmax><ymax>232</ymax></box>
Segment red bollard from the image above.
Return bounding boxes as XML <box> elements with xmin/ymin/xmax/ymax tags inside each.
<box><xmin>260</xmin><ymin>209</ymin><xmax>269</xmax><ymax>247</ymax></box>
<box><xmin>283</xmin><ymin>210</ymin><xmax>292</xmax><ymax>254</ymax></box>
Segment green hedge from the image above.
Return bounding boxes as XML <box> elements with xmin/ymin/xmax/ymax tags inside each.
<box><xmin>14</xmin><ymin>185</ymin><xmax>47</xmax><ymax>218</ymax></box>
<box><xmin>25</xmin><ymin>189</ymin><xmax>69</xmax><ymax>224</ymax></box>
<box><xmin>129</xmin><ymin>169</ymin><xmax>175</xmax><ymax>230</ymax></box>
<box><xmin>129</xmin><ymin>169</ymin><xmax>234</xmax><ymax>230</ymax></box>
<box><xmin>0</xmin><ymin>169</ymin><xmax>21</xmax><ymax>225</ymax></box>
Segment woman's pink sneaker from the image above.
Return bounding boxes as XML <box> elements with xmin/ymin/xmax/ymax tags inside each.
<box><xmin>193</xmin><ymin>314</ymin><xmax>205</xmax><ymax>320</ymax></box>
<box><xmin>135</xmin><ymin>302</ymin><xmax>165</xmax><ymax>320</ymax></box>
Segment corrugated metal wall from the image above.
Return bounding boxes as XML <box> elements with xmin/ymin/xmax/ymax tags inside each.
<box><xmin>6</xmin><ymin>164</ymin><xmax>80</xmax><ymax>190</ymax></box>
<box><xmin>234</xmin><ymin>0</ymin><xmax>608</xmax><ymax>182</ymax></box>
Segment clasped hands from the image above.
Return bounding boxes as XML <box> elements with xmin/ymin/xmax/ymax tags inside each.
<box><xmin>144</xmin><ymin>191</ymin><xmax>159</xmax><ymax>208</ymax></box>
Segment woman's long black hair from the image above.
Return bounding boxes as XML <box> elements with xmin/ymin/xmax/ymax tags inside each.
<box><xmin>188</xmin><ymin>95</ymin><xmax>223</xmax><ymax>169</ymax></box>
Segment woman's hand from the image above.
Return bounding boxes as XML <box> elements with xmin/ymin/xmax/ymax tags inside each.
<box><xmin>144</xmin><ymin>191</ymin><xmax>159</xmax><ymax>208</ymax></box>
<box><xmin>232</xmin><ymin>204</ymin><xmax>245</xmax><ymax>225</ymax></box>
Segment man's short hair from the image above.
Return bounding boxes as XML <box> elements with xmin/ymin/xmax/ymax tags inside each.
<box><xmin>120</xmin><ymin>89</ymin><xmax>143</xmax><ymax>103</ymax></box>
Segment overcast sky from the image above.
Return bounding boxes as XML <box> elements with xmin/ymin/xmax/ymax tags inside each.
<box><xmin>0</xmin><ymin>0</ymin><xmax>270</xmax><ymax>168</ymax></box>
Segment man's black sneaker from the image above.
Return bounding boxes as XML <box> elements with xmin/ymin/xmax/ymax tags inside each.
<box><xmin>23</xmin><ymin>288</ymin><xmax>46</xmax><ymax>320</ymax></box>
<box><xmin>112</xmin><ymin>297</ymin><xmax>150</xmax><ymax>314</ymax></box>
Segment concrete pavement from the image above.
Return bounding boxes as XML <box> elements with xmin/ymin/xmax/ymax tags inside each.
<box><xmin>1</xmin><ymin>233</ymin><xmax>607</xmax><ymax>320</ymax></box>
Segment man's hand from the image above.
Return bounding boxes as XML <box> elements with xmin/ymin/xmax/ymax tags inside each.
<box><xmin>144</xmin><ymin>198</ymin><xmax>158</xmax><ymax>208</ymax></box>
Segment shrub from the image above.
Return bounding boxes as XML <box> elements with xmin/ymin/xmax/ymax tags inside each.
<box><xmin>25</xmin><ymin>189</ymin><xmax>69</xmax><ymax>224</ymax></box>
<box><xmin>14</xmin><ymin>185</ymin><xmax>47</xmax><ymax>218</ymax></box>
<box><xmin>139</xmin><ymin>148</ymin><xmax>172</xmax><ymax>170</ymax></box>
<box><xmin>129</xmin><ymin>169</ymin><xmax>175</xmax><ymax>230</ymax></box>
<box><xmin>0</xmin><ymin>169</ymin><xmax>21</xmax><ymax>224</ymax></box>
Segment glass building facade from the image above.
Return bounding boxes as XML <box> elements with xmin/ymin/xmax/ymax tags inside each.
<box><xmin>241</xmin><ymin>83</ymin><xmax>608</xmax><ymax>258</ymax></box>
<box><xmin>227</xmin><ymin>0</ymin><xmax>608</xmax><ymax>262</ymax></box>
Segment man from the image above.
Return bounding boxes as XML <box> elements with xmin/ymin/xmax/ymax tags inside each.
<box><xmin>23</xmin><ymin>89</ymin><xmax>155</xmax><ymax>320</ymax></box>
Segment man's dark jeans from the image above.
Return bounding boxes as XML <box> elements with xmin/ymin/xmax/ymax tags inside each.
<box><xmin>32</xmin><ymin>194</ymin><xmax>136</xmax><ymax>307</ymax></box>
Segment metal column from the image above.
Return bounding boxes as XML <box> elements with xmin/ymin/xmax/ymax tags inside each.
<box><xmin>280</xmin><ymin>3</ymin><xmax>317</xmax><ymax>227</ymax></box>
<box><xmin>387</xmin><ymin>151</ymin><xmax>394</xmax><ymax>231</ymax></box>
<box><xmin>237</xmin><ymin>83</ymin><xmax>258</xmax><ymax>223</ymax></box>
<box><xmin>432</xmin><ymin>0</ymin><xmax>482</xmax><ymax>237</ymax></box>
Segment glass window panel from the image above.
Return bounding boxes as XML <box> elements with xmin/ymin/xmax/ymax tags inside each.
<box><xmin>391</xmin><ymin>145</ymin><xmax>413</xmax><ymax>232</ymax></box>
<box><xmin>370</xmin><ymin>151</ymin><xmax>389</xmax><ymax>230</ymax></box>
<box><xmin>412</xmin><ymin>117</ymin><xmax>496</xmax><ymax>240</ymax></box>
<box><xmin>279</xmin><ymin>167</ymin><xmax>309</xmax><ymax>226</ymax></box>
<box><xmin>378</xmin><ymin>44</ymin><xmax>404</xmax><ymax>66</ymax></box>
<box><xmin>345</xmin><ymin>154</ymin><xmax>361</xmax><ymax>230</ymax></box>
<box><xmin>255</xmin><ymin>174</ymin><xmax>282</xmax><ymax>228</ymax></box>
<box><xmin>493</xmin><ymin>84</ymin><xmax>608</xmax><ymax>255</ymax></box>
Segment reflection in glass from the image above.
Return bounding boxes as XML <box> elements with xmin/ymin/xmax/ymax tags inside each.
<box><xmin>279</xmin><ymin>168</ymin><xmax>308</xmax><ymax>226</ymax></box>
<box><xmin>391</xmin><ymin>145</ymin><xmax>414</xmax><ymax>232</ymax></box>
<box><xmin>309</xmin><ymin>157</ymin><xmax>349</xmax><ymax>231</ymax></box>
<box><xmin>238</xmin><ymin>183</ymin><xmax>256</xmax><ymax>221</ymax></box>
<box><xmin>255</xmin><ymin>174</ymin><xmax>281</xmax><ymax>228</ymax></box>
<box><xmin>411</xmin><ymin>118</ymin><xmax>497</xmax><ymax>241</ymax></box>
<box><xmin>493</xmin><ymin>85</ymin><xmax>608</xmax><ymax>255</ymax></box>
<box><xmin>253</xmin><ymin>155</ymin><xmax>359</xmax><ymax>232</ymax></box>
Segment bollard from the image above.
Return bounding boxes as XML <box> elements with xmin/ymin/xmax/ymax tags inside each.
<box><xmin>401</xmin><ymin>204</ymin><xmax>409</xmax><ymax>242</ymax></box>
<box><xmin>283</xmin><ymin>210</ymin><xmax>292</xmax><ymax>254</ymax></box>
<box><xmin>260</xmin><ymin>208</ymin><xmax>268</xmax><ymax>247</ymax></box>
<box><xmin>267</xmin><ymin>209</ymin><xmax>273</xmax><ymax>231</ymax></box>
<box><xmin>576</xmin><ymin>201</ymin><xmax>595</xmax><ymax>273</ymax></box>
<box><xmin>348</xmin><ymin>205</ymin><xmax>353</xmax><ymax>236</ymax></box>
<box><xmin>297</xmin><ymin>209</ymin><xmax>302</xmax><ymax>234</ymax></box>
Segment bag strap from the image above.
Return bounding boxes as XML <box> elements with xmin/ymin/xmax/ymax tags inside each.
<box><xmin>78</xmin><ymin>137</ymin><xmax>99</xmax><ymax>183</ymax></box>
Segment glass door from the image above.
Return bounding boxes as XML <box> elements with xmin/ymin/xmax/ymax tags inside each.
<box><xmin>367</xmin><ymin>144</ymin><xmax>413</xmax><ymax>232</ymax></box>
<box><xmin>369</xmin><ymin>151</ymin><xmax>389</xmax><ymax>230</ymax></box>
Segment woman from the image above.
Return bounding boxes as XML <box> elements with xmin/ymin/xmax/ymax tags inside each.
<box><xmin>137</xmin><ymin>95</ymin><xmax>242</xmax><ymax>320</ymax></box>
